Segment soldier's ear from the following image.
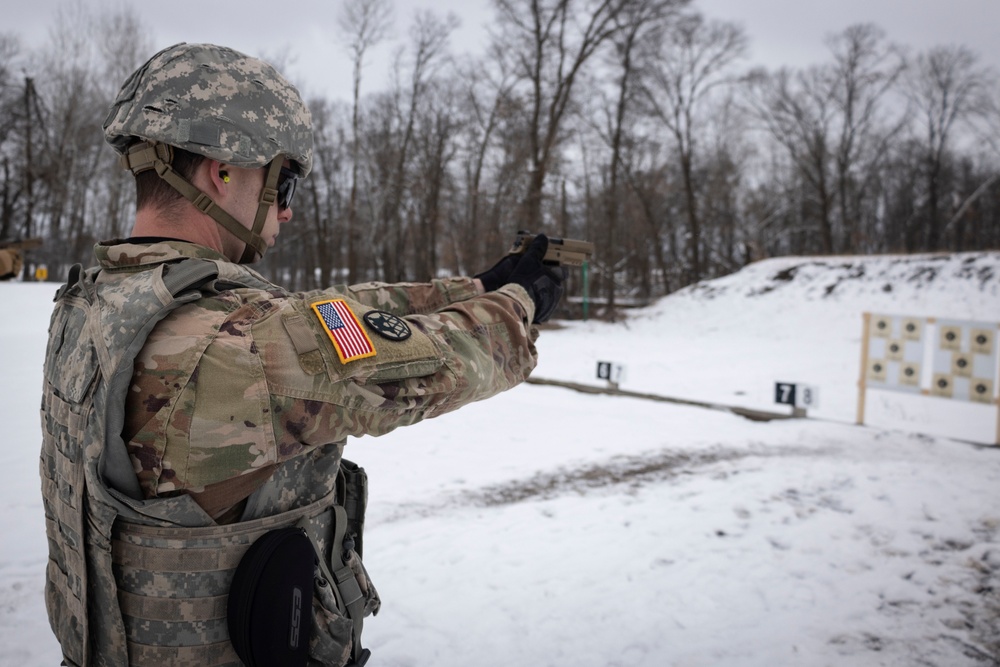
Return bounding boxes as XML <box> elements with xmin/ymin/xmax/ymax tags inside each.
<box><xmin>201</xmin><ymin>159</ymin><xmax>229</xmax><ymax>194</ymax></box>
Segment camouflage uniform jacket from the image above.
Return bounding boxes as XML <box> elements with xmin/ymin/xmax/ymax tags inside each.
<box><xmin>107</xmin><ymin>239</ymin><xmax>539</xmax><ymax>520</ymax></box>
<box><xmin>40</xmin><ymin>238</ymin><xmax>538</xmax><ymax>666</ymax></box>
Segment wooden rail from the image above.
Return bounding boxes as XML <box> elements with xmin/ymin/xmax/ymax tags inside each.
<box><xmin>525</xmin><ymin>377</ymin><xmax>803</xmax><ymax>422</ymax></box>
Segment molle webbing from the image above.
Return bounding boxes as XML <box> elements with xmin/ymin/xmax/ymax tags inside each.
<box><xmin>40</xmin><ymin>365</ymin><xmax>91</xmax><ymax>666</ymax></box>
<box><xmin>113</xmin><ymin>491</ymin><xmax>336</xmax><ymax>667</ymax></box>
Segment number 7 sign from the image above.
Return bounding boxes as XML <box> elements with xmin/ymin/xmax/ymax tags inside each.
<box><xmin>775</xmin><ymin>382</ymin><xmax>797</xmax><ymax>406</ymax></box>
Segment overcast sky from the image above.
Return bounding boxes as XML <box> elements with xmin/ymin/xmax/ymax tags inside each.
<box><xmin>5</xmin><ymin>0</ymin><xmax>1000</xmax><ymax>103</ymax></box>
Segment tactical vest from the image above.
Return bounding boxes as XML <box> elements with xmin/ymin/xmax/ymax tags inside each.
<box><xmin>40</xmin><ymin>258</ymin><xmax>378</xmax><ymax>667</ymax></box>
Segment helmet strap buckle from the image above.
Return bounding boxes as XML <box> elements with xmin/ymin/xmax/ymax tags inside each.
<box><xmin>120</xmin><ymin>140</ymin><xmax>174</xmax><ymax>175</ymax></box>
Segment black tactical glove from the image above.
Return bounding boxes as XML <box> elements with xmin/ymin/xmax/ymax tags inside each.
<box><xmin>474</xmin><ymin>253</ymin><xmax>519</xmax><ymax>293</ymax></box>
<box><xmin>506</xmin><ymin>234</ymin><xmax>566</xmax><ymax>324</ymax></box>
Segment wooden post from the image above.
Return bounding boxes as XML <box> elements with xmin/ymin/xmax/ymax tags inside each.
<box><xmin>995</xmin><ymin>396</ymin><xmax>999</xmax><ymax>446</ymax></box>
<box><xmin>857</xmin><ymin>312</ymin><xmax>872</xmax><ymax>425</ymax></box>
<box><xmin>996</xmin><ymin>323</ymin><xmax>1000</xmax><ymax>446</ymax></box>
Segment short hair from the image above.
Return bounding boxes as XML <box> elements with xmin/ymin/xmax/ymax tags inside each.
<box><xmin>134</xmin><ymin>148</ymin><xmax>206</xmax><ymax>212</ymax></box>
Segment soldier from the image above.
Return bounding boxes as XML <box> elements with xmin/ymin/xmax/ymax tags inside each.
<box><xmin>0</xmin><ymin>247</ymin><xmax>20</xmax><ymax>280</ymax></box>
<box><xmin>0</xmin><ymin>238</ymin><xmax>40</xmax><ymax>280</ymax></box>
<box><xmin>40</xmin><ymin>43</ymin><xmax>563</xmax><ymax>667</ymax></box>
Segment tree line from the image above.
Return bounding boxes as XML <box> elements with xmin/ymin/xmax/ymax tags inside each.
<box><xmin>2</xmin><ymin>0</ymin><xmax>998</xmax><ymax>319</ymax></box>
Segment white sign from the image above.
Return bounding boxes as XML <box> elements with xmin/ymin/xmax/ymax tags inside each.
<box><xmin>775</xmin><ymin>382</ymin><xmax>818</xmax><ymax>408</ymax></box>
<box><xmin>798</xmin><ymin>384</ymin><xmax>819</xmax><ymax>408</ymax></box>
<box><xmin>597</xmin><ymin>361</ymin><xmax>625</xmax><ymax>385</ymax></box>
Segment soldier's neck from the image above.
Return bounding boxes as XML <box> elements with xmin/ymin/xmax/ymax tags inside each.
<box><xmin>132</xmin><ymin>208</ymin><xmax>228</xmax><ymax>257</ymax></box>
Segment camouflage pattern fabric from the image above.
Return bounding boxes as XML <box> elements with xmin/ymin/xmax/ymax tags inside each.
<box><xmin>111</xmin><ymin>485</ymin><xmax>372</xmax><ymax>667</ymax></box>
<box><xmin>103</xmin><ymin>43</ymin><xmax>313</xmax><ymax>176</ymax></box>
<box><xmin>40</xmin><ymin>237</ymin><xmax>538</xmax><ymax>666</ymax></box>
<box><xmin>102</xmin><ymin>239</ymin><xmax>538</xmax><ymax>520</ymax></box>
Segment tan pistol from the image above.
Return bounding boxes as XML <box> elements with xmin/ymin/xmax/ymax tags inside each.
<box><xmin>509</xmin><ymin>231</ymin><xmax>594</xmax><ymax>267</ymax></box>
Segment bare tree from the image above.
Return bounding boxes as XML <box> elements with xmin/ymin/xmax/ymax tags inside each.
<box><xmin>338</xmin><ymin>0</ymin><xmax>393</xmax><ymax>283</ymax></box>
<box><xmin>24</xmin><ymin>4</ymin><xmax>154</xmax><ymax>277</ymax></box>
<box><xmin>746</xmin><ymin>25</ymin><xmax>909</xmax><ymax>257</ymax></box>
<box><xmin>93</xmin><ymin>7</ymin><xmax>153</xmax><ymax>247</ymax></box>
<box><xmin>412</xmin><ymin>79</ymin><xmax>461</xmax><ymax>280</ymax></box>
<box><xmin>639</xmin><ymin>11</ymin><xmax>747</xmax><ymax>281</ymax></box>
<box><xmin>0</xmin><ymin>33</ymin><xmax>24</xmax><ymax>148</ymax></box>
<box><xmin>750</xmin><ymin>63</ymin><xmax>845</xmax><ymax>254</ymax></box>
<box><xmin>359</xmin><ymin>10</ymin><xmax>459</xmax><ymax>282</ymax></box>
<box><xmin>595</xmin><ymin>0</ymin><xmax>683</xmax><ymax>316</ymax></box>
<box><xmin>304</xmin><ymin>97</ymin><xmax>350</xmax><ymax>288</ymax></box>
<box><xmin>903</xmin><ymin>45</ymin><xmax>991</xmax><ymax>250</ymax></box>
<box><xmin>949</xmin><ymin>88</ymin><xmax>1000</xmax><ymax>246</ymax></box>
<box><xmin>388</xmin><ymin>10</ymin><xmax>458</xmax><ymax>281</ymax></box>
<box><xmin>0</xmin><ymin>34</ymin><xmax>25</xmax><ymax>241</ymax></box>
<box><xmin>493</xmin><ymin>0</ymin><xmax>632</xmax><ymax>231</ymax></box>
<box><xmin>827</xmin><ymin>23</ymin><xmax>906</xmax><ymax>251</ymax></box>
<box><xmin>452</xmin><ymin>43</ymin><xmax>522</xmax><ymax>271</ymax></box>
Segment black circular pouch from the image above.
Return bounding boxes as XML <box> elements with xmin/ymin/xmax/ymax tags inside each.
<box><xmin>228</xmin><ymin>527</ymin><xmax>316</xmax><ymax>666</ymax></box>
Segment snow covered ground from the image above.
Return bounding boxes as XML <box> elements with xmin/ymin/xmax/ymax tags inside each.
<box><xmin>1</xmin><ymin>251</ymin><xmax>998</xmax><ymax>666</ymax></box>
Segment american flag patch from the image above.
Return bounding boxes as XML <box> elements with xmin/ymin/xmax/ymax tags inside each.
<box><xmin>310</xmin><ymin>299</ymin><xmax>376</xmax><ymax>363</ymax></box>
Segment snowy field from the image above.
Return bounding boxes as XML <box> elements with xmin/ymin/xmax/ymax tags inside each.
<box><xmin>1</xmin><ymin>251</ymin><xmax>998</xmax><ymax>666</ymax></box>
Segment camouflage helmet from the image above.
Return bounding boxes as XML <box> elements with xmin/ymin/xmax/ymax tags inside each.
<box><xmin>103</xmin><ymin>42</ymin><xmax>312</xmax><ymax>177</ymax></box>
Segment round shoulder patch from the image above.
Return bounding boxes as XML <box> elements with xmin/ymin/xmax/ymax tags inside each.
<box><xmin>363</xmin><ymin>310</ymin><xmax>412</xmax><ymax>341</ymax></box>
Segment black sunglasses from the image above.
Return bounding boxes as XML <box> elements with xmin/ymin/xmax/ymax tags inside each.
<box><xmin>277</xmin><ymin>166</ymin><xmax>299</xmax><ymax>210</ymax></box>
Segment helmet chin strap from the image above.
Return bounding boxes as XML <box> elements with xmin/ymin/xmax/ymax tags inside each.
<box><xmin>121</xmin><ymin>140</ymin><xmax>279</xmax><ymax>264</ymax></box>
<box><xmin>239</xmin><ymin>158</ymin><xmax>283</xmax><ymax>264</ymax></box>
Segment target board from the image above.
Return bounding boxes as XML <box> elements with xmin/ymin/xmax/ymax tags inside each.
<box><xmin>858</xmin><ymin>313</ymin><xmax>1000</xmax><ymax>444</ymax></box>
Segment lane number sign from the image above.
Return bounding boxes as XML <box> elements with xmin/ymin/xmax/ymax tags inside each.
<box><xmin>597</xmin><ymin>361</ymin><xmax>625</xmax><ymax>384</ymax></box>
<box><xmin>775</xmin><ymin>382</ymin><xmax>817</xmax><ymax>408</ymax></box>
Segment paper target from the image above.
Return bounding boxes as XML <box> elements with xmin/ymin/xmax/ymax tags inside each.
<box><xmin>939</xmin><ymin>326</ymin><xmax>962</xmax><ymax>352</ymax></box>
<box><xmin>930</xmin><ymin>373</ymin><xmax>954</xmax><ymax>398</ymax></box>
<box><xmin>971</xmin><ymin>328</ymin><xmax>994</xmax><ymax>356</ymax></box>
<box><xmin>872</xmin><ymin>316</ymin><xmax>892</xmax><ymax>339</ymax></box>
<box><xmin>970</xmin><ymin>379</ymin><xmax>995</xmax><ymax>405</ymax></box>
<box><xmin>867</xmin><ymin>359</ymin><xmax>888</xmax><ymax>383</ymax></box>
<box><xmin>952</xmin><ymin>353</ymin><xmax>973</xmax><ymax>378</ymax></box>
<box><xmin>899</xmin><ymin>363</ymin><xmax>921</xmax><ymax>387</ymax></box>
<box><xmin>902</xmin><ymin>318</ymin><xmax>923</xmax><ymax>341</ymax></box>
